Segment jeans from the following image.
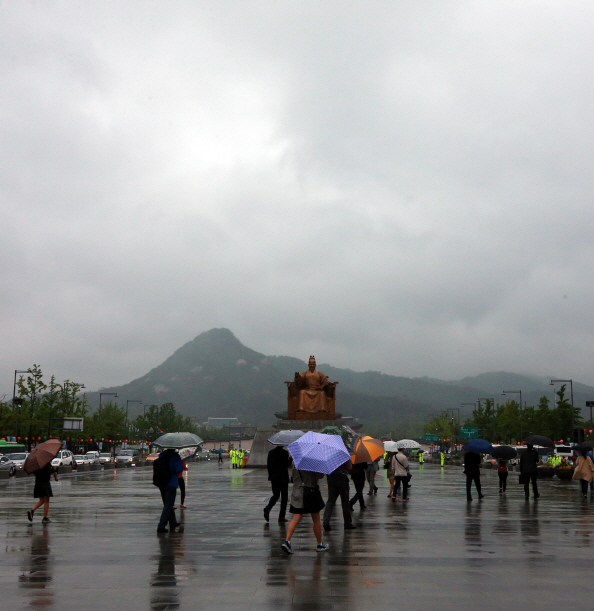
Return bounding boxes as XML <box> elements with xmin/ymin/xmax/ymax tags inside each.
<box><xmin>394</xmin><ymin>475</ymin><xmax>408</xmax><ymax>499</ymax></box>
<box><xmin>323</xmin><ymin>477</ymin><xmax>352</xmax><ymax>526</ymax></box>
<box><xmin>265</xmin><ymin>478</ymin><xmax>289</xmax><ymax>519</ymax></box>
<box><xmin>466</xmin><ymin>473</ymin><xmax>482</xmax><ymax>499</ymax></box>
<box><xmin>366</xmin><ymin>469</ymin><xmax>377</xmax><ymax>493</ymax></box>
<box><xmin>158</xmin><ymin>486</ymin><xmax>178</xmax><ymax>530</ymax></box>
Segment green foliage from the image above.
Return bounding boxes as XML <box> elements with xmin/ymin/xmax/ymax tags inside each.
<box><xmin>463</xmin><ymin>386</ymin><xmax>582</xmax><ymax>443</ymax></box>
<box><xmin>424</xmin><ymin>415</ymin><xmax>458</xmax><ymax>445</ymax></box>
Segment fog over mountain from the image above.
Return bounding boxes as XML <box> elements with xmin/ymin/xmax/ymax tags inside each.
<box><xmin>84</xmin><ymin>329</ymin><xmax>594</xmax><ymax>430</ymax></box>
<box><xmin>3</xmin><ymin>3</ymin><xmax>594</xmax><ymax>394</ymax></box>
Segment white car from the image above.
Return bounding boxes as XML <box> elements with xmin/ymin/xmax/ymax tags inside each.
<box><xmin>85</xmin><ymin>451</ymin><xmax>100</xmax><ymax>464</ymax></box>
<box><xmin>7</xmin><ymin>452</ymin><xmax>29</xmax><ymax>469</ymax></box>
<box><xmin>51</xmin><ymin>450</ymin><xmax>74</xmax><ymax>467</ymax></box>
<box><xmin>72</xmin><ymin>455</ymin><xmax>90</xmax><ymax>468</ymax></box>
<box><xmin>0</xmin><ymin>455</ymin><xmax>17</xmax><ymax>476</ymax></box>
<box><xmin>98</xmin><ymin>453</ymin><xmax>114</xmax><ymax>464</ymax></box>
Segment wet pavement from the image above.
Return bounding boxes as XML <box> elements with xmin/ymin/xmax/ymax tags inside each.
<box><xmin>2</xmin><ymin>461</ymin><xmax>594</xmax><ymax>610</ymax></box>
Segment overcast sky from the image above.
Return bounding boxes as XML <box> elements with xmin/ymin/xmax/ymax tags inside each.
<box><xmin>2</xmin><ymin>1</ymin><xmax>594</xmax><ymax>396</ymax></box>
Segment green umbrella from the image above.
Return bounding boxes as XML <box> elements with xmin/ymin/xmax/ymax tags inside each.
<box><xmin>153</xmin><ymin>432</ymin><xmax>203</xmax><ymax>449</ymax></box>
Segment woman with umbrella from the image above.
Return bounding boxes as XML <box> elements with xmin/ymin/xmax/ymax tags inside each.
<box><xmin>572</xmin><ymin>447</ymin><xmax>594</xmax><ymax>498</ymax></box>
<box><xmin>25</xmin><ymin>440</ymin><xmax>62</xmax><ymax>524</ymax></box>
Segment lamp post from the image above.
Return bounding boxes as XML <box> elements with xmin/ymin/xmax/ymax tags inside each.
<box><xmin>52</xmin><ymin>381</ymin><xmax>85</xmax><ymax>437</ymax></box>
<box><xmin>99</xmin><ymin>393</ymin><xmax>118</xmax><ymax>455</ymax></box>
<box><xmin>550</xmin><ymin>379</ymin><xmax>574</xmax><ymax>440</ymax></box>
<box><xmin>502</xmin><ymin>390</ymin><xmax>522</xmax><ymax>441</ymax></box>
<box><xmin>125</xmin><ymin>400</ymin><xmax>143</xmax><ymax>440</ymax></box>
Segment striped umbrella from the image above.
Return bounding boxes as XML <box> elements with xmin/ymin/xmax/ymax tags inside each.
<box><xmin>23</xmin><ymin>439</ymin><xmax>62</xmax><ymax>474</ymax></box>
<box><xmin>350</xmin><ymin>436</ymin><xmax>385</xmax><ymax>464</ymax></box>
<box><xmin>287</xmin><ymin>431</ymin><xmax>351</xmax><ymax>475</ymax></box>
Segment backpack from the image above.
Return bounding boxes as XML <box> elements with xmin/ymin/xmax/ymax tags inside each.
<box><xmin>152</xmin><ymin>456</ymin><xmax>171</xmax><ymax>487</ymax></box>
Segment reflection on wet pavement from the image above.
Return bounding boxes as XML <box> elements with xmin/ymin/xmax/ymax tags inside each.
<box><xmin>3</xmin><ymin>462</ymin><xmax>594</xmax><ymax>609</ymax></box>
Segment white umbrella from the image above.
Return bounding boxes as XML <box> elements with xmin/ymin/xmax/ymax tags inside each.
<box><xmin>384</xmin><ymin>440</ymin><xmax>398</xmax><ymax>452</ymax></box>
<box><xmin>395</xmin><ymin>439</ymin><xmax>421</xmax><ymax>450</ymax></box>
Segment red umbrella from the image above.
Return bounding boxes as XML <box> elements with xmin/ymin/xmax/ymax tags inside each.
<box><xmin>23</xmin><ymin>439</ymin><xmax>62</xmax><ymax>474</ymax></box>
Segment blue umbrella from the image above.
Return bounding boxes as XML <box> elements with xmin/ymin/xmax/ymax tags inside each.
<box><xmin>287</xmin><ymin>431</ymin><xmax>351</xmax><ymax>475</ymax></box>
<box><xmin>268</xmin><ymin>430</ymin><xmax>305</xmax><ymax>446</ymax></box>
<box><xmin>463</xmin><ymin>438</ymin><xmax>493</xmax><ymax>454</ymax></box>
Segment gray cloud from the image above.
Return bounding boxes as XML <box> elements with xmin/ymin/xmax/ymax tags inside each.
<box><xmin>2</xmin><ymin>1</ymin><xmax>594</xmax><ymax>396</ymax></box>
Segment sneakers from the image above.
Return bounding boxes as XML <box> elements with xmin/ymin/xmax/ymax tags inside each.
<box><xmin>42</xmin><ymin>517</ymin><xmax>51</xmax><ymax>523</ymax></box>
<box><xmin>263</xmin><ymin>507</ymin><xmax>270</xmax><ymax>522</ymax></box>
<box><xmin>316</xmin><ymin>542</ymin><xmax>329</xmax><ymax>552</ymax></box>
<box><xmin>403</xmin><ymin>498</ymin><xmax>409</xmax><ymax>502</ymax></box>
<box><xmin>27</xmin><ymin>510</ymin><xmax>34</xmax><ymax>522</ymax></box>
<box><xmin>281</xmin><ymin>540</ymin><xmax>293</xmax><ymax>554</ymax></box>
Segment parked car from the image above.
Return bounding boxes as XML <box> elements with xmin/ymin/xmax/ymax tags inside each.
<box><xmin>7</xmin><ymin>453</ymin><xmax>29</xmax><ymax>469</ymax></box>
<box><xmin>85</xmin><ymin>451</ymin><xmax>100</xmax><ymax>464</ymax></box>
<box><xmin>115</xmin><ymin>449</ymin><xmax>139</xmax><ymax>465</ymax></box>
<box><xmin>51</xmin><ymin>450</ymin><xmax>74</xmax><ymax>467</ymax></box>
<box><xmin>98</xmin><ymin>453</ymin><xmax>114</xmax><ymax>464</ymax></box>
<box><xmin>72</xmin><ymin>455</ymin><xmax>90</xmax><ymax>468</ymax></box>
<box><xmin>0</xmin><ymin>455</ymin><xmax>17</xmax><ymax>476</ymax></box>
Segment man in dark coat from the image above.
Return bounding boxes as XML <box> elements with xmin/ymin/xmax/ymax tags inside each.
<box><xmin>157</xmin><ymin>449</ymin><xmax>184</xmax><ymax>533</ymax></box>
<box><xmin>520</xmin><ymin>444</ymin><xmax>540</xmax><ymax>499</ymax></box>
<box><xmin>264</xmin><ymin>445</ymin><xmax>292</xmax><ymax>523</ymax></box>
<box><xmin>464</xmin><ymin>451</ymin><xmax>484</xmax><ymax>502</ymax></box>
<box><xmin>323</xmin><ymin>458</ymin><xmax>356</xmax><ymax>531</ymax></box>
<box><xmin>349</xmin><ymin>461</ymin><xmax>367</xmax><ymax>510</ymax></box>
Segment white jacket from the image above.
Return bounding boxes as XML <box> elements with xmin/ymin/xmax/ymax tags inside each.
<box><xmin>392</xmin><ymin>453</ymin><xmax>409</xmax><ymax>477</ymax></box>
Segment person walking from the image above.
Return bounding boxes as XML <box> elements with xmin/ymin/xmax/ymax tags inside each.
<box><xmin>27</xmin><ymin>462</ymin><xmax>58</xmax><ymax>523</ymax></box>
<box><xmin>385</xmin><ymin>452</ymin><xmax>396</xmax><ymax>497</ymax></box>
<box><xmin>464</xmin><ymin>451</ymin><xmax>483</xmax><ymax>502</ymax></box>
<box><xmin>323</xmin><ymin>459</ymin><xmax>356</xmax><ymax>531</ymax></box>
<box><xmin>392</xmin><ymin>448</ymin><xmax>409</xmax><ymax>502</ymax></box>
<box><xmin>218</xmin><ymin>450</ymin><xmax>224</xmax><ymax>467</ymax></box>
<box><xmin>366</xmin><ymin>458</ymin><xmax>380</xmax><ymax>495</ymax></box>
<box><xmin>497</xmin><ymin>459</ymin><xmax>508</xmax><ymax>493</ymax></box>
<box><xmin>281</xmin><ymin>468</ymin><xmax>328</xmax><ymax>554</ymax></box>
<box><xmin>349</xmin><ymin>461</ymin><xmax>367</xmax><ymax>510</ymax></box>
<box><xmin>155</xmin><ymin>448</ymin><xmax>184</xmax><ymax>533</ymax></box>
<box><xmin>520</xmin><ymin>444</ymin><xmax>540</xmax><ymax>500</ymax></box>
<box><xmin>264</xmin><ymin>445</ymin><xmax>292</xmax><ymax>523</ymax></box>
<box><xmin>572</xmin><ymin>450</ymin><xmax>594</xmax><ymax>498</ymax></box>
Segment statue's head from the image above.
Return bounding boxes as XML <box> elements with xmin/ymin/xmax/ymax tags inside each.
<box><xmin>308</xmin><ymin>355</ymin><xmax>316</xmax><ymax>371</ymax></box>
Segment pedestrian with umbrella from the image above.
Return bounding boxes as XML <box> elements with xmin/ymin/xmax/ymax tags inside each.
<box><xmin>281</xmin><ymin>432</ymin><xmax>350</xmax><ymax>554</ymax></box>
<box><xmin>572</xmin><ymin>446</ymin><xmax>594</xmax><ymax>498</ymax></box>
<box><xmin>391</xmin><ymin>446</ymin><xmax>410</xmax><ymax>502</ymax></box>
<box><xmin>520</xmin><ymin>439</ymin><xmax>545</xmax><ymax>500</ymax></box>
<box><xmin>463</xmin><ymin>439</ymin><xmax>492</xmax><ymax>502</ymax></box>
<box><xmin>25</xmin><ymin>439</ymin><xmax>62</xmax><ymax>524</ymax></box>
<box><xmin>263</xmin><ymin>431</ymin><xmax>300</xmax><ymax>523</ymax></box>
<box><xmin>491</xmin><ymin>446</ymin><xmax>517</xmax><ymax>494</ymax></box>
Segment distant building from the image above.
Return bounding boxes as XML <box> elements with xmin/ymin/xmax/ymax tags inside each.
<box><xmin>203</xmin><ymin>417</ymin><xmax>240</xmax><ymax>429</ymax></box>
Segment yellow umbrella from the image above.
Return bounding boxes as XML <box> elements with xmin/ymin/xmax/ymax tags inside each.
<box><xmin>350</xmin><ymin>436</ymin><xmax>385</xmax><ymax>464</ymax></box>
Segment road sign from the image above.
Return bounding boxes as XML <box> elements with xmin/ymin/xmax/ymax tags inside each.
<box><xmin>460</xmin><ymin>427</ymin><xmax>479</xmax><ymax>438</ymax></box>
<box><xmin>424</xmin><ymin>434</ymin><xmax>439</xmax><ymax>442</ymax></box>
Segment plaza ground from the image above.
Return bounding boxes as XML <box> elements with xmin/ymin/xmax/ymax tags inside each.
<box><xmin>2</xmin><ymin>460</ymin><xmax>594</xmax><ymax>610</ymax></box>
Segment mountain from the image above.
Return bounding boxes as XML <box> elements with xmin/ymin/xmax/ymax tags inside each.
<box><xmin>85</xmin><ymin>328</ymin><xmax>594</xmax><ymax>430</ymax></box>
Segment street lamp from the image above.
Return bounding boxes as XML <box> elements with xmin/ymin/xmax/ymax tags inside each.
<box><xmin>125</xmin><ymin>400</ymin><xmax>143</xmax><ymax>432</ymax></box>
<box><xmin>502</xmin><ymin>390</ymin><xmax>523</xmax><ymax>441</ymax></box>
<box><xmin>550</xmin><ymin>379</ymin><xmax>574</xmax><ymax>440</ymax></box>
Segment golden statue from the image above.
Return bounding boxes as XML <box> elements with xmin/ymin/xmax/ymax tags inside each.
<box><xmin>286</xmin><ymin>356</ymin><xmax>337</xmax><ymax>420</ymax></box>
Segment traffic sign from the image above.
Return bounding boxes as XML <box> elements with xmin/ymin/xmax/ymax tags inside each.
<box><xmin>424</xmin><ymin>434</ymin><xmax>439</xmax><ymax>442</ymax></box>
<box><xmin>460</xmin><ymin>427</ymin><xmax>479</xmax><ymax>438</ymax></box>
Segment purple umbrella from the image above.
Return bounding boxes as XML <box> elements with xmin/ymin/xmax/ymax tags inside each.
<box><xmin>287</xmin><ymin>431</ymin><xmax>351</xmax><ymax>475</ymax></box>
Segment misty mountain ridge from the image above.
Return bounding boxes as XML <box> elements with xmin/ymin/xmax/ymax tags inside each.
<box><xmin>87</xmin><ymin>328</ymin><xmax>594</xmax><ymax>429</ymax></box>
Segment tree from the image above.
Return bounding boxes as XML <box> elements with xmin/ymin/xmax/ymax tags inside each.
<box><xmin>15</xmin><ymin>366</ymin><xmax>47</xmax><ymax>451</ymax></box>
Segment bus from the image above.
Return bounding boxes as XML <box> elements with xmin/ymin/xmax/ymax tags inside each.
<box><xmin>0</xmin><ymin>440</ymin><xmax>26</xmax><ymax>455</ymax></box>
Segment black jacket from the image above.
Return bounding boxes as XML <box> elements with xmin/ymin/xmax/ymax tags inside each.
<box><xmin>520</xmin><ymin>448</ymin><xmax>539</xmax><ymax>473</ymax></box>
<box><xmin>267</xmin><ymin>446</ymin><xmax>292</xmax><ymax>482</ymax></box>
<box><xmin>463</xmin><ymin>452</ymin><xmax>481</xmax><ymax>476</ymax></box>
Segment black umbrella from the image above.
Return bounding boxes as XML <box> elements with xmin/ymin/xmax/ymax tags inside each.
<box><xmin>524</xmin><ymin>435</ymin><xmax>555</xmax><ymax>449</ymax></box>
<box><xmin>571</xmin><ymin>444</ymin><xmax>593</xmax><ymax>454</ymax></box>
<box><xmin>490</xmin><ymin>445</ymin><xmax>517</xmax><ymax>460</ymax></box>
